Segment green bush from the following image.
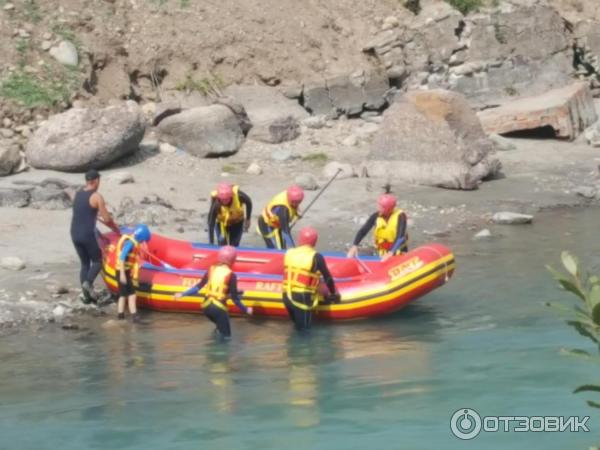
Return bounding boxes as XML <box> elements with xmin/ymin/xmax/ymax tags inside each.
<box><xmin>445</xmin><ymin>0</ymin><xmax>482</xmax><ymax>15</ymax></box>
<box><xmin>23</xmin><ymin>0</ymin><xmax>41</xmax><ymax>23</ymax></box>
<box><xmin>175</xmin><ymin>73</ymin><xmax>224</xmax><ymax>96</ymax></box>
<box><xmin>301</xmin><ymin>152</ymin><xmax>329</xmax><ymax>163</ymax></box>
<box><xmin>0</xmin><ymin>68</ymin><xmax>79</xmax><ymax>108</ymax></box>
<box><xmin>547</xmin><ymin>251</ymin><xmax>600</xmax><ymax>409</ymax></box>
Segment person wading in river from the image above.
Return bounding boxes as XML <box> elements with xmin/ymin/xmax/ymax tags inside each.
<box><xmin>174</xmin><ymin>246</ymin><xmax>253</xmax><ymax>339</ymax></box>
<box><xmin>283</xmin><ymin>227</ymin><xmax>340</xmax><ymax>331</ymax></box>
<box><xmin>70</xmin><ymin>169</ymin><xmax>118</xmax><ymax>303</ymax></box>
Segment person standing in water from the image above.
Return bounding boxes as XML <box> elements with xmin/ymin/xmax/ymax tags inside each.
<box><xmin>208</xmin><ymin>183</ymin><xmax>253</xmax><ymax>247</ymax></box>
<box><xmin>70</xmin><ymin>169</ymin><xmax>118</xmax><ymax>303</ymax></box>
<box><xmin>116</xmin><ymin>224</ymin><xmax>152</xmax><ymax>323</ymax></box>
<box><xmin>282</xmin><ymin>226</ymin><xmax>340</xmax><ymax>331</ymax></box>
<box><xmin>174</xmin><ymin>246</ymin><xmax>253</xmax><ymax>339</ymax></box>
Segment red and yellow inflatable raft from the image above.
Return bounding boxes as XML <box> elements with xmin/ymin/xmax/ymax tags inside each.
<box><xmin>100</xmin><ymin>231</ymin><xmax>455</xmax><ymax>320</ymax></box>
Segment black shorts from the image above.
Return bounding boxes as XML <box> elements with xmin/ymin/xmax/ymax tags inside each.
<box><xmin>118</xmin><ymin>270</ymin><xmax>135</xmax><ymax>297</ymax></box>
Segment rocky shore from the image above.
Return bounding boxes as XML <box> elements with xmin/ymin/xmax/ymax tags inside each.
<box><xmin>3</xmin><ymin>0</ymin><xmax>600</xmax><ymax>329</ymax></box>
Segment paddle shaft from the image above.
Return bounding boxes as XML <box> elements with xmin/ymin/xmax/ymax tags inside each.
<box><xmin>291</xmin><ymin>168</ymin><xmax>342</xmax><ymax>229</ymax></box>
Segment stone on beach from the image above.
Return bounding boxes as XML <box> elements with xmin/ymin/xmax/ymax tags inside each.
<box><xmin>492</xmin><ymin>212</ymin><xmax>534</xmax><ymax>225</ymax></box>
<box><xmin>473</xmin><ymin>229</ymin><xmax>492</xmax><ymax>239</ymax></box>
<box><xmin>1</xmin><ymin>256</ymin><xmax>26</xmax><ymax>271</ymax></box>
<box><xmin>106</xmin><ymin>171</ymin><xmax>135</xmax><ymax>184</ymax></box>
<box><xmin>294</xmin><ymin>173</ymin><xmax>319</xmax><ymax>191</ymax></box>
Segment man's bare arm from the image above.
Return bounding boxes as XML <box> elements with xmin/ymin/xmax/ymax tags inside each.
<box><xmin>91</xmin><ymin>193</ymin><xmax>115</xmax><ymax>225</ymax></box>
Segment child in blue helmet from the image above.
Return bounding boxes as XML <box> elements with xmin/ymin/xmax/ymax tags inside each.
<box><xmin>116</xmin><ymin>224</ymin><xmax>151</xmax><ymax>322</ymax></box>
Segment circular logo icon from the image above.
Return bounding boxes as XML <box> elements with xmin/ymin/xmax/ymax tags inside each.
<box><xmin>450</xmin><ymin>408</ymin><xmax>482</xmax><ymax>440</ymax></box>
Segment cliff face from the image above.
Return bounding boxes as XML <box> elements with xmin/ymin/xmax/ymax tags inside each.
<box><xmin>1</xmin><ymin>0</ymin><xmax>600</xmax><ymax>136</ymax></box>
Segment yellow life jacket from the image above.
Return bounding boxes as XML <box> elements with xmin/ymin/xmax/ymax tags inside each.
<box><xmin>202</xmin><ymin>264</ymin><xmax>232</xmax><ymax>311</ymax></box>
<box><xmin>283</xmin><ymin>245</ymin><xmax>321</xmax><ymax>310</ymax></box>
<box><xmin>374</xmin><ymin>209</ymin><xmax>408</xmax><ymax>256</ymax></box>
<box><xmin>261</xmin><ymin>191</ymin><xmax>299</xmax><ymax>229</ymax></box>
<box><xmin>116</xmin><ymin>234</ymin><xmax>140</xmax><ymax>277</ymax></box>
<box><xmin>210</xmin><ymin>185</ymin><xmax>245</xmax><ymax>226</ymax></box>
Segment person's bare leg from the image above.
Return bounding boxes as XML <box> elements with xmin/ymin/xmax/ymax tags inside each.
<box><xmin>129</xmin><ymin>294</ymin><xmax>140</xmax><ymax>322</ymax></box>
<box><xmin>117</xmin><ymin>296</ymin><xmax>126</xmax><ymax>319</ymax></box>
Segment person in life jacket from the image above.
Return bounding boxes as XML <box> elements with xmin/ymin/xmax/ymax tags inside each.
<box><xmin>174</xmin><ymin>246</ymin><xmax>253</xmax><ymax>338</ymax></box>
<box><xmin>257</xmin><ymin>185</ymin><xmax>304</xmax><ymax>249</ymax></box>
<box><xmin>283</xmin><ymin>227</ymin><xmax>340</xmax><ymax>331</ymax></box>
<box><xmin>208</xmin><ymin>183</ymin><xmax>253</xmax><ymax>247</ymax></box>
<box><xmin>117</xmin><ymin>224</ymin><xmax>151</xmax><ymax>323</ymax></box>
<box><xmin>347</xmin><ymin>194</ymin><xmax>408</xmax><ymax>261</ymax></box>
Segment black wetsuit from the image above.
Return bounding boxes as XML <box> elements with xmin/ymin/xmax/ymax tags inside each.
<box><xmin>258</xmin><ymin>207</ymin><xmax>295</xmax><ymax>249</ymax></box>
<box><xmin>353</xmin><ymin>211</ymin><xmax>408</xmax><ymax>254</ymax></box>
<box><xmin>70</xmin><ymin>190</ymin><xmax>102</xmax><ymax>286</ymax></box>
<box><xmin>208</xmin><ymin>190</ymin><xmax>252</xmax><ymax>247</ymax></box>
<box><xmin>283</xmin><ymin>253</ymin><xmax>336</xmax><ymax>331</ymax></box>
<box><xmin>183</xmin><ymin>271</ymin><xmax>248</xmax><ymax>338</ymax></box>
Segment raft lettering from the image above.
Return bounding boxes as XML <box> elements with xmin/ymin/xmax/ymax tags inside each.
<box><xmin>388</xmin><ymin>257</ymin><xmax>424</xmax><ymax>280</ymax></box>
<box><xmin>181</xmin><ymin>277</ymin><xmax>201</xmax><ymax>287</ymax></box>
<box><xmin>255</xmin><ymin>281</ymin><xmax>282</xmax><ymax>292</ymax></box>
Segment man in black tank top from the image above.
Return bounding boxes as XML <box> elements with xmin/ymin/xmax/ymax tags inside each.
<box><xmin>70</xmin><ymin>170</ymin><xmax>117</xmax><ymax>303</ymax></box>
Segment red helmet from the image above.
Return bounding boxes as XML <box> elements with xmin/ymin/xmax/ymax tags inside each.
<box><xmin>378</xmin><ymin>194</ymin><xmax>397</xmax><ymax>216</ymax></box>
<box><xmin>287</xmin><ymin>185</ymin><xmax>304</xmax><ymax>206</ymax></box>
<box><xmin>216</xmin><ymin>183</ymin><xmax>233</xmax><ymax>203</ymax></box>
<box><xmin>298</xmin><ymin>226</ymin><xmax>318</xmax><ymax>247</ymax></box>
<box><xmin>217</xmin><ymin>245</ymin><xmax>237</xmax><ymax>266</ymax></box>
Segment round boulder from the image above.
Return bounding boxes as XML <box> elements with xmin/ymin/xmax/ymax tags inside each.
<box><xmin>26</xmin><ymin>101</ymin><xmax>146</xmax><ymax>172</ymax></box>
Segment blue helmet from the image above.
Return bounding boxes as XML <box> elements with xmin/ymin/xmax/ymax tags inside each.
<box><xmin>133</xmin><ymin>224</ymin><xmax>151</xmax><ymax>242</ymax></box>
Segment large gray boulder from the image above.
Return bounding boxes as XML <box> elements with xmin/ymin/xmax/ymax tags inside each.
<box><xmin>367</xmin><ymin>89</ymin><xmax>501</xmax><ymax>190</ymax></box>
<box><xmin>157</xmin><ymin>104</ymin><xmax>245</xmax><ymax>157</ymax></box>
<box><xmin>303</xmin><ymin>70</ymin><xmax>389</xmax><ymax>117</ymax></box>
<box><xmin>0</xmin><ymin>140</ymin><xmax>21</xmax><ymax>176</ymax></box>
<box><xmin>224</xmin><ymin>85</ymin><xmax>307</xmax><ymax>143</ymax></box>
<box><xmin>26</xmin><ymin>101</ymin><xmax>145</xmax><ymax>172</ymax></box>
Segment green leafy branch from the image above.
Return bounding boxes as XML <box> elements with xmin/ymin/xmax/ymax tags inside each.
<box><xmin>547</xmin><ymin>251</ymin><xmax>600</xmax><ymax>409</ymax></box>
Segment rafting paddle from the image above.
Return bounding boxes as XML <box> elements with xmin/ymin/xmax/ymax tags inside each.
<box><xmin>291</xmin><ymin>168</ymin><xmax>342</xmax><ymax>229</ymax></box>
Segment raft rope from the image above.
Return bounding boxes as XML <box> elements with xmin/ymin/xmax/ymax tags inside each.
<box><xmin>419</xmin><ymin>245</ymin><xmax>450</xmax><ymax>283</ymax></box>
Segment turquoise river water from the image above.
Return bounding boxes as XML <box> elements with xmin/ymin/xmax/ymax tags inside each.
<box><xmin>1</xmin><ymin>208</ymin><xmax>599</xmax><ymax>450</ymax></box>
